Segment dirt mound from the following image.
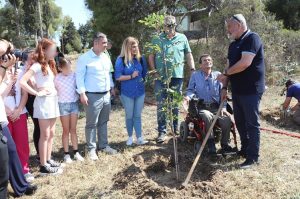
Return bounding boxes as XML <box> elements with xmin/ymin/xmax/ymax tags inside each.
<box><xmin>260</xmin><ymin>107</ymin><xmax>299</xmax><ymax>131</ymax></box>
<box><xmin>111</xmin><ymin>139</ymin><xmax>230</xmax><ymax>198</ymax></box>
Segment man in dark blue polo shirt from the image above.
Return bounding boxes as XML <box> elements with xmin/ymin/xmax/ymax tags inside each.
<box><xmin>218</xmin><ymin>14</ymin><xmax>265</xmax><ymax>169</ymax></box>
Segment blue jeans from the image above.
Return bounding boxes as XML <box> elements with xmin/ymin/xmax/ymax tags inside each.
<box><xmin>121</xmin><ymin>94</ymin><xmax>145</xmax><ymax>138</ymax></box>
<box><xmin>232</xmin><ymin>93</ymin><xmax>262</xmax><ymax>161</ymax></box>
<box><xmin>155</xmin><ymin>78</ymin><xmax>183</xmax><ymax>135</ymax></box>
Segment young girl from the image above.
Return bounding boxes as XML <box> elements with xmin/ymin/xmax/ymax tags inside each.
<box><xmin>54</xmin><ymin>57</ymin><xmax>84</xmax><ymax>163</ymax></box>
<box><xmin>20</xmin><ymin>38</ymin><xmax>63</xmax><ymax>175</ymax></box>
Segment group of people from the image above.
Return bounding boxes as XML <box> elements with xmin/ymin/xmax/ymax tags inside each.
<box><xmin>1</xmin><ymin>13</ymin><xmax>284</xmax><ymax>197</ymax></box>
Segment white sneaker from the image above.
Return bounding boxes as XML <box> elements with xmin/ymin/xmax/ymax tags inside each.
<box><xmin>24</xmin><ymin>172</ymin><xmax>35</xmax><ymax>182</ymax></box>
<box><xmin>101</xmin><ymin>146</ymin><xmax>117</xmax><ymax>155</ymax></box>
<box><xmin>126</xmin><ymin>136</ymin><xmax>133</xmax><ymax>146</ymax></box>
<box><xmin>137</xmin><ymin>137</ymin><xmax>149</xmax><ymax>145</ymax></box>
<box><xmin>74</xmin><ymin>152</ymin><xmax>84</xmax><ymax>162</ymax></box>
<box><xmin>63</xmin><ymin>154</ymin><xmax>73</xmax><ymax>164</ymax></box>
<box><xmin>88</xmin><ymin>150</ymin><xmax>98</xmax><ymax>161</ymax></box>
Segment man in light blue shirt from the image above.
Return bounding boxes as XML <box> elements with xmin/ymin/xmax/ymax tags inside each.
<box><xmin>76</xmin><ymin>32</ymin><xmax>117</xmax><ymax>160</ymax></box>
<box><xmin>184</xmin><ymin>54</ymin><xmax>235</xmax><ymax>155</ymax></box>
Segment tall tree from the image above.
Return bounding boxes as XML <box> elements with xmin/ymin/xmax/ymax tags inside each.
<box><xmin>266</xmin><ymin>0</ymin><xmax>300</xmax><ymax>30</ymax></box>
<box><xmin>78</xmin><ymin>19</ymin><xmax>94</xmax><ymax>49</ymax></box>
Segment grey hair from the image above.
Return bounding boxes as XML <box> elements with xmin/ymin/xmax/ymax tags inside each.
<box><xmin>230</xmin><ymin>14</ymin><xmax>247</xmax><ymax>29</ymax></box>
<box><xmin>164</xmin><ymin>15</ymin><xmax>176</xmax><ymax>25</ymax></box>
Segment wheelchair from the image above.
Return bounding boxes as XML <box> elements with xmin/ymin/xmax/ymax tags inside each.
<box><xmin>180</xmin><ymin>97</ymin><xmax>238</xmax><ymax>155</ymax></box>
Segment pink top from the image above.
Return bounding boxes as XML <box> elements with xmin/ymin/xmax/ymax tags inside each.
<box><xmin>54</xmin><ymin>72</ymin><xmax>79</xmax><ymax>103</ymax></box>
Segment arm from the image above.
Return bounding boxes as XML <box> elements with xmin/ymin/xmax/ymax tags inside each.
<box><xmin>185</xmin><ymin>74</ymin><xmax>196</xmax><ymax>100</ymax></box>
<box><xmin>291</xmin><ymin>102</ymin><xmax>300</xmax><ymax>112</ymax></box>
<box><xmin>225</xmin><ymin>53</ymin><xmax>255</xmax><ymax>75</ymax></box>
<box><xmin>282</xmin><ymin>97</ymin><xmax>292</xmax><ymax>110</ymax></box>
<box><xmin>115</xmin><ymin>57</ymin><xmax>138</xmax><ymax>81</ymax></box>
<box><xmin>148</xmin><ymin>54</ymin><xmax>156</xmax><ymax>71</ymax></box>
<box><xmin>20</xmin><ymin>70</ymin><xmax>41</xmax><ymax>96</ymax></box>
<box><xmin>9</xmin><ymin>88</ymin><xmax>28</xmax><ymax>122</ymax></box>
<box><xmin>186</xmin><ymin>52</ymin><xmax>195</xmax><ymax>71</ymax></box>
<box><xmin>142</xmin><ymin>56</ymin><xmax>148</xmax><ymax>79</ymax></box>
<box><xmin>75</xmin><ymin>57</ymin><xmax>88</xmax><ymax>105</ymax></box>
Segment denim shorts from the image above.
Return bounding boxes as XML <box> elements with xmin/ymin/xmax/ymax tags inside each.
<box><xmin>58</xmin><ymin>101</ymin><xmax>79</xmax><ymax>116</ymax></box>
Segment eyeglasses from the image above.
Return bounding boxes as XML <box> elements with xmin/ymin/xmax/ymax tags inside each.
<box><xmin>165</xmin><ymin>23</ymin><xmax>176</xmax><ymax>28</ymax></box>
<box><xmin>231</xmin><ymin>15</ymin><xmax>241</xmax><ymax>23</ymax></box>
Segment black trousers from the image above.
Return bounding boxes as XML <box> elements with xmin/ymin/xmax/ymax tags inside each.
<box><xmin>0</xmin><ymin>127</ymin><xmax>9</xmax><ymax>199</ymax></box>
<box><xmin>2</xmin><ymin>126</ymin><xmax>28</xmax><ymax>197</ymax></box>
<box><xmin>26</xmin><ymin>94</ymin><xmax>40</xmax><ymax>155</ymax></box>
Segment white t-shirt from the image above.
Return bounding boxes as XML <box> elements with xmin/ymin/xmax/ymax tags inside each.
<box><xmin>2</xmin><ymin>67</ymin><xmax>27</xmax><ymax>114</ymax></box>
<box><xmin>30</xmin><ymin>63</ymin><xmax>57</xmax><ymax>96</ymax></box>
<box><xmin>54</xmin><ymin>72</ymin><xmax>79</xmax><ymax>103</ymax></box>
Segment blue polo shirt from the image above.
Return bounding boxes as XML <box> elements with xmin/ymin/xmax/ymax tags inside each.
<box><xmin>114</xmin><ymin>56</ymin><xmax>147</xmax><ymax>98</ymax></box>
<box><xmin>287</xmin><ymin>83</ymin><xmax>300</xmax><ymax>102</ymax></box>
<box><xmin>228</xmin><ymin>30</ymin><xmax>265</xmax><ymax>95</ymax></box>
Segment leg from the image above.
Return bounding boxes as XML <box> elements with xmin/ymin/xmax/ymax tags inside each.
<box><xmin>60</xmin><ymin>115</ymin><xmax>71</xmax><ymax>153</ymax></box>
<box><xmin>0</xmin><ymin>130</ymin><xmax>9</xmax><ymax>199</ymax></box>
<box><xmin>232</xmin><ymin>94</ymin><xmax>248</xmax><ymax>154</ymax></box>
<box><xmin>155</xmin><ymin>80</ymin><xmax>167</xmax><ymax>135</ymax></box>
<box><xmin>240</xmin><ymin>94</ymin><xmax>262</xmax><ymax>162</ymax></box>
<box><xmin>32</xmin><ymin>118</ymin><xmax>40</xmax><ymax>156</ymax></box>
<box><xmin>2</xmin><ymin>126</ymin><xmax>28</xmax><ymax>196</ymax></box>
<box><xmin>217</xmin><ymin>115</ymin><xmax>232</xmax><ymax>147</ymax></box>
<box><xmin>8</xmin><ymin>114</ymin><xmax>30</xmax><ymax>174</ymax></box>
<box><xmin>47</xmin><ymin>118</ymin><xmax>57</xmax><ymax>161</ymax></box>
<box><xmin>133</xmin><ymin>94</ymin><xmax>145</xmax><ymax>139</ymax></box>
<box><xmin>120</xmin><ymin>94</ymin><xmax>134</xmax><ymax>137</ymax></box>
<box><xmin>85</xmin><ymin>93</ymin><xmax>102</xmax><ymax>152</ymax></box>
<box><xmin>38</xmin><ymin>119</ymin><xmax>52</xmax><ymax>166</ymax></box>
<box><xmin>292</xmin><ymin>108</ymin><xmax>300</xmax><ymax>125</ymax></box>
<box><xmin>97</xmin><ymin>92</ymin><xmax>111</xmax><ymax>149</ymax></box>
<box><xmin>170</xmin><ymin>78</ymin><xmax>183</xmax><ymax>133</ymax></box>
<box><xmin>69</xmin><ymin>113</ymin><xmax>79</xmax><ymax>151</ymax></box>
<box><xmin>199</xmin><ymin>110</ymin><xmax>216</xmax><ymax>153</ymax></box>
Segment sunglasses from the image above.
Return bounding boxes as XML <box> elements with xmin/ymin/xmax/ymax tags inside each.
<box><xmin>232</xmin><ymin>15</ymin><xmax>241</xmax><ymax>23</ymax></box>
<box><xmin>165</xmin><ymin>24</ymin><xmax>176</xmax><ymax>28</ymax></box>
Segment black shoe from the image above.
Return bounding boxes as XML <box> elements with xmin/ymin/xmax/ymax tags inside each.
<box><xmin>220</xmin><ymin>145</ymin><xmax>238</xmax><ymax>155</ymax></box>
<box><xmin>39</xmin><ymin>164</ymin><xmax>63</xmax><ymax>176</ymax></box>
<box><xmin>24</xmin><ymin>184</ymin><xmax>38</xmax><ymax>195</ymax></box>
<box><xmin>239</xmin><ymin>159</ymin><xmax>259</xmax><ymax>169</ymax></box>
<box><xmin>47</xmin><ymin>159</ymin><xmax>64</xmax><ymax>168</ymax></box>
<box><xmin>156</xmin><ymin>133</ymin><xmax>166</xmax><ymax>143</ymax></box>
<box><xmin>237</xmin><ymin>150</ymin><xmax>247</xmax><ymax>158</ymax></box>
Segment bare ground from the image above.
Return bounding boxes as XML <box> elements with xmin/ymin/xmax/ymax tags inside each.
<box><xmin>8</xmin><ymin>69</ymin><xmax>300</xmax><ymax>198</ymax></box>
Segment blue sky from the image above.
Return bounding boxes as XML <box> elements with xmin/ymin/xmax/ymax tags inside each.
<box><xmin>55</xmin><ymin>0</ymin><xmax>92</xmax><ymax>29</ymax></box>
<box><xmin>0</xmin><ymin>0</ymin><xmax>92</xmax><ymax>29</ymax></box>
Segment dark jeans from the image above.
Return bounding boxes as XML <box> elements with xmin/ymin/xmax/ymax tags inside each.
<box><xmin>0</xmin><ymin>128</ymin><xmax>9</xmax><ymax>199</ymax></box>
<box><xmin>26</xmin><ymin>94</ymin><xmax>40</xmax><ymax>155</ymax></box>
<box><xmin>232</xmin><ymin>93</ymin><xmax>262</xmax><ymax>161</ymax></box>
<box><xmin>155</xmin><ymin>78</ymin><xmax>183</xmax><ymax>135</ymax></box>
<box><xmin>2</xmin><ymin>126</ymin><xmax>28</xmax><ymax>197</ymax></box>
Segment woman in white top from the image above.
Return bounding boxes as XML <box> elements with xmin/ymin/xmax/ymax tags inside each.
<box><xmin>20</xmin><ymin>38</ymin><xmax>63</xmax><ymax>175</ymax></box>
<box><xmin>54</xmin><ymin>57</ymin><xmax>84</xmax><ymax>163</ymax></box>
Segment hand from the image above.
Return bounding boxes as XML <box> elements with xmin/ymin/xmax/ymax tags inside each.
<box><xmin>6</xmin><ymin>70</ymin><xmax>17</xmax><ymax>85</ymax></box>
<box><xmin>9</xmin><ymin>108</ymin><xmax>21</xmax><ymax>122</ymax></box>
<box><xmin>36</xmin><ymin>89</ymin><xmax>51</xmax><ymax>97</ymax></box>
<box><xmin>2</xmin><ymin>54</ymin><xmax>17</xmax><ymax>69</ymax></box>
<box><xmin>132</xmin><ymin>71</ymin><xmax>139</xmax><ymax>78</ymax></box>
<box><xmin>80</xmin><ymin>93</ymin><xmax>89</xmax><ymax>106</ymax></box>
<box><xmin>217</xmin><ymin>74</ymin><xmax>228</xmax><ymax>84</ymax></box>
<box><xmin>110</xmin><ymin>88</ymin><xmax>116</xmax><ymax>96</ymax></box>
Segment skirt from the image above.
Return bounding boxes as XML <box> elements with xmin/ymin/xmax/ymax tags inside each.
<box><xmin>33</xmin><ymin>95</ymin><xmax>60</xmax><ymax>119</ymax></box>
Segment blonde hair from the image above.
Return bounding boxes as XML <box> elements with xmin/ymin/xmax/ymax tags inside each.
<box><xmin>120</xmin><ymin>37</ymin><xmax>141</xmax><ymax>66</ymax></box>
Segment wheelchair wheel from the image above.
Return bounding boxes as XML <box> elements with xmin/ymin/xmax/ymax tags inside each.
<box><xmin>179</xmin><ymin>121</ymin><xmax>188</xmax><ymax>142</ymax></box>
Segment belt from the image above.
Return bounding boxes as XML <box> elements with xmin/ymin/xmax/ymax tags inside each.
<box><xmin>85</xmin><ymin>91</ymin><xmax>108</xmax><ymax>95</ymax></box>
<box><xmin>199</xmin><ymin>102</ymin><xmax>219</xmax><ymax>109</ymax></box>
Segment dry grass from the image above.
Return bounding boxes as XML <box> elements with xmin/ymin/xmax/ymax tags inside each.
<box><xmin>8</xmin><ymin>58</ymin><xmax>300</xmax><ymax>198</ymax></box>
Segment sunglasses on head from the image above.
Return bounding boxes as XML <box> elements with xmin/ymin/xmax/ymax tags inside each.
<box><xmin>231</xmin><ymin>15</ymin><xmax>241</xmax><ymax>23</ymax></box>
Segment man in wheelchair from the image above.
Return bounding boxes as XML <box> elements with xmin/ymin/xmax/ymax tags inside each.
<box><xmin>183</xmin><ymin>54</ymin><xmax>237</xmax><ymax>156</ymax></box>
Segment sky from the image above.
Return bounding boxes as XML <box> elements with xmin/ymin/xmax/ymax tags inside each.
<box><xmin>0</xmin><ymin>0</ymin><xmax>92</xmax><ymax>29</ymax></box>
<box><xmin>55</xmin><ymin>0</ymin><xmax>92</xmax><ymax>29</ymax></box>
